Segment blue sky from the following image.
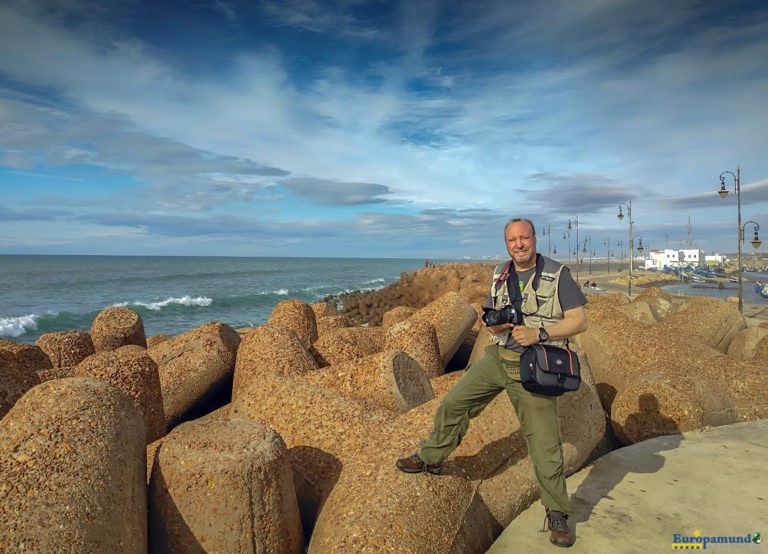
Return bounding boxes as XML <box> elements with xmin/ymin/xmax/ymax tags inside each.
<box><xmin>1</xmin><ymin>0</ymin><xmax>768</xmax><ymax>259</ymax></box>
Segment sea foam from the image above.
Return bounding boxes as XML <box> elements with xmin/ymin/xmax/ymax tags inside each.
<box><xmin>0</xmin><ymin>314</ymin><xmax>39</xmax><ymax>338</ymax></box>
<box><xmin>114</xmin><ymin>296</ymin><xmax>213</xmax><ymax>311</ymax></box>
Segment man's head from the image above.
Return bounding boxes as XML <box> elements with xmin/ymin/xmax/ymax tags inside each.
<box><xmin>504</xmin><ymin>218</ymin><xmax>537</xmax><ymax>270</ymax></box>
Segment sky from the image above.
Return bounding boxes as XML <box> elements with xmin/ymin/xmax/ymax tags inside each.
<box><xmin>1</xmin><ymin>0</ymin><xmax>768</xmax><ymax>260</ymax></box>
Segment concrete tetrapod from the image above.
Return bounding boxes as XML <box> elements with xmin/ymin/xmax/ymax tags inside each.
<box><xmin>576</xmin><ymin>293</ymin><xmax>766</xmax><ymax>445</ymax></box>
<box><xmin>75</xmin><ymin>344</ymin><xmax>166</xmax><ymax>444</ymax></box>
<box><xmin>35</xmin><ymin>329</ymin><xmax>95</xmax><ymax>369</ymax></box>
<box><xmin>0</xmin><ymin>340</ymin><xmax>45</xmax><ymax>419</ymax></box>
<box><xmin>232</xmin><ymin>324</ymin><xmax>318</xmax><ymax>401</ymax></box>
<box><xmin>410</xmin><ymin>291</ymin><xmax>478</xmax><ymax>368</ymax></box>
<box><xmin>0</xmin><ymin>378</ymin><xmax>147</xmax><ymax>553</ymax></box>
<box><xmin>149</xmin><ymin>417</ymin><xmax>303</xmax><ymax>553</ymax></box>
<box><xmin>303</xmin><ymin>350</ymin><xmax>435</xmax><ymax>413</ymax></box>
<box><xmin>312</xmin><ymin>326</ymin><xmax>385</xmax><ymax>366</ymax></box>
<box><xmin>383</xmin><ymin>317</ymin><xmax>443</xmax><ymax>377</ymax></box>
<box><xmin>268</xmin><ymin>298</ymin><xmax>318</xmax><ymax>348</ymax></box>
<box><xmin>90</xmin><ymin>306</ymin><xmax>147</xmax><ymax>352</ymax></box>
<box><xmin>148</xmin><ymin>321</ymin><xmax>240</xmax><ymax>430</ymax></box>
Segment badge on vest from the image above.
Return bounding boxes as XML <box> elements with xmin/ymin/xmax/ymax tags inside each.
<box><xmin>540</xmin><ymin>275</ymin><xmax>555</xmax><ymax>282</ymax></box>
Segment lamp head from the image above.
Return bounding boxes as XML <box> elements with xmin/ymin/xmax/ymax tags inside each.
<box><xmin>751</xmin><ymin>229</ymin><xmax>762</xmax><ymax>250</ymax></box>
<box><xmin>617</xmin><ymin>206</ymin><xmax>624</xmax><ymax>220</ymax></box>
<box><xmin>718</xmin><ymin>178</ymin><xmax>728</xmax><ymax>199</ymax></box>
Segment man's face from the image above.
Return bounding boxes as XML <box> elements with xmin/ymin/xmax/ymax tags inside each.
<box><xmin>505</xmin><ymin>221</ymin><xmax>537</xmax><ymax>268</ymax></box>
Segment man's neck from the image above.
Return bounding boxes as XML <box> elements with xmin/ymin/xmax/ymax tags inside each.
<box><xmin>513</xmin><ymin>254</ymin><xmax>538</xmax><ymax>272</ymax></box>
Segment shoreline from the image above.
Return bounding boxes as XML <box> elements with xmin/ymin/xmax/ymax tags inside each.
<box><xmin>570</xmin><ymin>264</ymin><xmax>768</xmax><ymax>322</ymax></box>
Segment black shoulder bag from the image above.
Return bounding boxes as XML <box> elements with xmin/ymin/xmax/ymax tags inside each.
<box><xmin>519</xmin><ymin>343</ymin><xmax>581</xmax><ymax>396</ymax></box>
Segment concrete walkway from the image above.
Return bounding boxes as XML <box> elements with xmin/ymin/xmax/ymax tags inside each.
<box><xmin>487</xmin><ymin>419</ymin><xmax>768</xmax><ymax>553</ymax></box>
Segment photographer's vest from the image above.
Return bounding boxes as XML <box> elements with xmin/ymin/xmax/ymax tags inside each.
<box><xmin>489</xmin><ymin>254</ymin><xmax>568</xmax><ymax>348</ymax></box>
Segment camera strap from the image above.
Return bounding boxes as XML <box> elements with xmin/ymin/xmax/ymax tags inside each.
<box><xmin>497</xmin><ymin>255</ymin><xmax>545</xmax><ymax>310</ymax></box>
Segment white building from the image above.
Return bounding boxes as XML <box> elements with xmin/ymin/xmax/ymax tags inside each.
<box><xmin>646</xmin><ymin>248</ymin><xmax>706</xmax><ymax>270</ymax></box>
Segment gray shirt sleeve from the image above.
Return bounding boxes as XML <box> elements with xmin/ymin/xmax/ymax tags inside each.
<box><xmin>557</xmin><ymin>266</ymin><xmax>588</xmax><ymax>311</ymax></box>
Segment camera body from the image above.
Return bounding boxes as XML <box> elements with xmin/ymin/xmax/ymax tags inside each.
<box><xmin>482</xmin><ymin>305</ymin><xmax>522</xmax><ymax>327</ymax></box>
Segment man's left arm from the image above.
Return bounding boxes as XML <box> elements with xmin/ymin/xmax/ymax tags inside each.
<box><xmin>510</xmin><ymin>306</ymin><xmax>587</xmax><ymax>346</ymax></box>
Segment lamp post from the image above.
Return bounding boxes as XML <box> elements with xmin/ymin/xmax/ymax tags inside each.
<box><xmin>563</xmin><ymin>232</ymin><xmax>570</xmax><ymax>266</ymax></box>
<box><xmin>582</xmin><ymin>236</ymin><xmax>593</xmax><ymax>275</ymax></box>
<box><xmin>716</xmin><ymin>166</ymin><xmax>760</xmax><ymax>313</ymax></box>
<box><xmin>541</xmin><ymin>224</ymin><xmax>552</xmax><ymax>257</ymax></box>
<box><xmin>742</xmin><ymin>221</ymin><xmax>761</xmax><ymax>249</ymax></box>
<box><xmin>604</xmin><ymin>238</ymin><xmax>610</xmax><ymax>273</ymax></box>
<box><xmin>617</xmin><ymin>202</ymin><xmax>634</xmax><ymax>297</ymax></box>
<box><xmin>567</xmin><ymin>216</ymin><xmax>580</xmax><ymax>284</ymax></box>
<box><xmin>617</xmin><ymin>240</ymin><xmax>624</xmax><ymax>271</ymax></box>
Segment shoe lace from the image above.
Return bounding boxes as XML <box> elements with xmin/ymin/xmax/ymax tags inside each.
<box><xmin>543</xmin><ymin>510</ymin><xmax>569</xmax><ymax>533</ymax></box>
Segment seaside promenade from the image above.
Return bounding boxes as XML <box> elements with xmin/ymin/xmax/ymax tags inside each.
<box><xmin>488</xmin><ymin>419</ymin><xmax>768</xmax><ymax>553</ymax></box>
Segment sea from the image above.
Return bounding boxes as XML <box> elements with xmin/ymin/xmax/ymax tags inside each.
<box><xmin>0</xmin><ymin>255</ymin><xmax>429</xmax><ymax>345</ymax></box>
<box><xmin>660</xmin><ymin>271</ymin><xmax>768</xmax><ymax>305</ymax></box>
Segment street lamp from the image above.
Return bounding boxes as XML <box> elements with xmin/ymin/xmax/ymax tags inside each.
<box><xmin>541</xmin><ymin>224</ymin><xmax>552</xmax><ymax>257</ymax></box>
<box><xmin>563</xmin><ymin>232</ymin><xmax>570</xmax><ymax>265</ymax></box>
<box><xmin>717</xmin><ymin>166</ymin><xmax>760</xmax><ymax>313</ymax></box>
<box><xmin>582</xmin><ymin>236</ymin><xmax>593</xmax><ymax>275</ymax></box>
<box><xmin>742</xmin><ymin>221</ymin><xmax>761</xmax><ymax>249</ymax></box>
<box><xmin>604</xmin><ymin>238</ymin><xmax>610</xmax><ymax>273</ymax></box>
<box><xmin>617</xmin><ymin>202</ymin><xmax>635</xmax><ymax>297</ymax></box>
<box><xmin>568</xmin><ymin>216</ymin><xmax>580</xmax><ymax>283</ymax></box>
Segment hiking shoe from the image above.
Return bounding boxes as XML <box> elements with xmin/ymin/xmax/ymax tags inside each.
<box><xmin>543</xmin><ymin>509</ymin><xmax>575</xmax><ymax>548</ymax></box>
<box><xmin>395</xmin><ymin>453</ymin><xmax>442</xmax><ymax>475</ymax></box>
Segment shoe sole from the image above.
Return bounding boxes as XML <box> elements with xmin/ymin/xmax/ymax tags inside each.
<box><xmin>395</xmin><ymin>463</ymin><xmax>442</xmax><ymax>475</ymax></box>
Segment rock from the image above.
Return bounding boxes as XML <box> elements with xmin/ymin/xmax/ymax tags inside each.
<box><xmin>36</xmin><ymin>366</ymin><xmax>76</xmax><ymax>383</ymax></box>
<box><xmin>90</xmin><ymin>306</ymin><xmax>147</xmax><ymax>352</ymax></box>
<box><xmin>268</xmin><ymin>299</ymin><xmax>318</xmax><ymax>348</ymax></box>
<box><xmin>618</xmin><ymin>300</ymin><xmax>659</xmax><ymax>325</ymax></box>
<box><xmin>232</xmin><ymin>324</ymin><xmax>318</xmax><ymax>401</ymax></box>
<box><xmin>0</xmin><ymin>340</ymin><xmax>45</xmax><ymax>418</ymax></box>
<box><xmin>383</xmin><ymin>318</ymin><xmax>443</xmax><ymax>377</ymax></box>
<box><xmin>149</xmin><ymin>418</ymin><xmax>302</xmax><ymax>553</ymax></box>
<box><xmin>312</xmin><ymin>326</ymin><xmax>385</xmax><ymax>366</ymax></box>
<box><xmin>381</xmin><ymin>306</ymin><xmax>417</xmax><ymax>329</ymax></box>
<box><xmin>146</xmin><ymin>334</ymin><xmax>172</xmax><ymax>348</ymax></box>
<box><xmin>410</xmin><ymin>291</ymin><xmax>478</xmax><ymax>368</ymax></box>
<box><xmin>726</xmin><ymin>326</ymin><xmax>768</xmax><ymax>360</ymax></box>
<box><xmin>0</xmin><ymin>378</ymin><xmax>146</xmax><ymax>552</ymax></box>
<box><xmin>661</xmin><ymin>296</ymin><xmax>745</xmax><ymax>352</ymax></box>
<box><xmin>75</xmin><ymin>345</ymin><xmax>165</xmax><ymax>443</ymax></box>
<box><xmin>35</xmin><ymin>330</ymin><xmax>95</xmax><ymax>368</ymax></box>
<box><xmin>303</xmin><ymin>350</ymin><xmax>434</xmax><ymax>413</ymax></box>
<box><xmin>311</xmin><ymin>301</ymin><xmax>338</xmax><ymax>319</ymax></box>
<box><xmin>316</xmin><ymin>315</ymin><xmax>354</xmax><ymax>337</ymax></box>
<box><xmin>148</xmin><ymin>321</ymin><xmax>240</xmax><ymax>430</ymax></box>
<box><xmin>231</xmin><ymin>374</ymin><xmax>394</xmax><ymax>537</ymax></box>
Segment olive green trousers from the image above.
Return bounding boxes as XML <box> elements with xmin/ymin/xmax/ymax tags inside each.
<box><xmin>418</xmin><ymin>344</ymin><xmax>571</xmax><ymax>515</ymax></box>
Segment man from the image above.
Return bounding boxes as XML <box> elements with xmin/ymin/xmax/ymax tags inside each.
<box><xmin>396</xmin><ymin>218</ymin><xmax>588</xmax><ymax>548</ymax></box>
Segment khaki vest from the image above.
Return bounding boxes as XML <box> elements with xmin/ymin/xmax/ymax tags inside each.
<box><xmin>489</xmin><ymin>255</ymin><xmax>567</xmax><ymax>348</ymax></box>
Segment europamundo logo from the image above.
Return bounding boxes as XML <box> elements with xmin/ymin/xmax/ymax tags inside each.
<box><xmin>672</xmin><ymin>530</ymin><xmax>763</xmax><ymax>550</ymax></box>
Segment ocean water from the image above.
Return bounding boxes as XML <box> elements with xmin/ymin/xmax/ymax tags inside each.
<box><xmin>660</xmin><ymin>271</ymin><xmax>768</xmax><ymax>304</ymax></box>
<box><xmin>0</xmin><ymin>255</ymin><xmax>426</xmax><ymax>344</ymax></box>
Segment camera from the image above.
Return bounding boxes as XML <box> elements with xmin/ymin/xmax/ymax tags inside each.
<box><xmin>482</xmin><ymin>305</ymin><xmax>522</xmax><ymax>326</ymax></box>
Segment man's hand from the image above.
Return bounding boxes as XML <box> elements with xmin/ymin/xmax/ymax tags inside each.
<box><xmin>511</xmin><ymin>325</ymin><xmax>539</xmax><ymax>346</ymax></box>
<box><xmin>484</xmin><ymin>322</ymin><xmax>513</xmax><ymax>335</ymax></box>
